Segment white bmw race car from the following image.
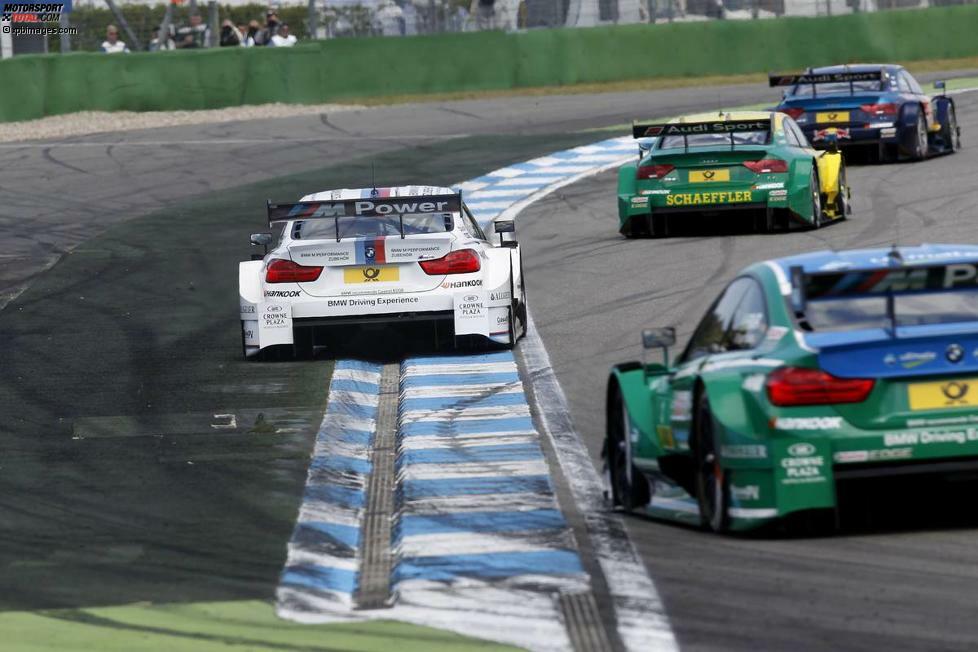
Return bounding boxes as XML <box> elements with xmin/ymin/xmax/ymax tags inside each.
<box><xmin>238</xmin><ymin>186</ymin><xmax>527</xmax><ymax>358</ymax></box>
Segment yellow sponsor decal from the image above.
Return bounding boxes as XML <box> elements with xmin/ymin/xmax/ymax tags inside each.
<box><xmin>665</xmin><ymin>191</ymin><xmax>754</xmax><ymax>207</ymax></box>
<box><xmin>343</xmin><ymin>265</ymin><xmax>399</xmax><ymax>284</ymax></box>
<box><xmin>908</xmin><ymin>378</ymin><xmax>978</xmax><ymax>411</ymax></box>
<box><xmin>816</xmin><ymin>111</ymin><xmax>849</xmax><ymax>124</ymax></box>
<box><xmin>689</xmin><ymin>169</ymin><xmax>731</xmax><ymax>183</ymax></box>
<box><xmin>657</xmin><ymin>425</ymin><xmax>676</xmax><ymax>449</ymax></box>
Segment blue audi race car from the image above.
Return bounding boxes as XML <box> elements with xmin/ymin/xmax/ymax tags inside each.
<box><xmin>770</xmin><ymin>64</ymin><xmax>961</xmax><ymax>162</ymax></box>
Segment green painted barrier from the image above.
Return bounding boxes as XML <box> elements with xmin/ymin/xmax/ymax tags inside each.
<box><xmin>3</xmin><ymin>5</ymin><xmax>978</xmax><ymax>123</ymax></box>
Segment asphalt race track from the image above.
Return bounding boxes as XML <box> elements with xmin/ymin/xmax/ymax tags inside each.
<box><xmin>3</xmin><ymin>73</ymin><xmax>978</xmax><ymax>650</ymax></box>
<box><xmin>0</xmin><ymin>84</ymin><xmax>771</xmax><ymax>618</ymax></box>
<box><xmin>520</xmin><ymin>87</ymin><xmax>978</xmax><ymax>650</ymax></box>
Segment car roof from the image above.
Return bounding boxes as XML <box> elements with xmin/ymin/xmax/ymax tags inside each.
<box><xmin>807</xmin><ymin>63</ymin><xmax>901</xmax><ymax>74</ymax></box>
<box><xmin>764</xmin><ymin>244</ymin><xmax>978</xmax><ymax>276</ymax></box>
<box><xmin>300</xmin><ymin>185</ymin><xmax>456</xmax><ymax>202</ymax></box>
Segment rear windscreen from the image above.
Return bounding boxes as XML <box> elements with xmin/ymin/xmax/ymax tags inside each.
<box><xmin>801</xmin><ymin>293</ymin><xmax>978</xmax><ymax>332</ymax></box>
<box><xmin>658</xmin><ymin>131</ymin><xmax>769</xmax><ymax>149</ymax></box>
<box><xmin>292</xmin><ymin>213</ymin><xmax>453</xmax><ymax>240</ymax></box>
<box><xmin>789</xmin><ymin>79</ymin><xmax>887</xmax><ymax>98</ymax></box>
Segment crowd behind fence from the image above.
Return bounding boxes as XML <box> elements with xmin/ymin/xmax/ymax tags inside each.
<box><xmin>5</xmin><ymin>0</ymin><xmax>978</xmax><ymax>55</ymax></box>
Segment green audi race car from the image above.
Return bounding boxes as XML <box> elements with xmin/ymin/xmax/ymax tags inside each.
<box><xmin>606</xmin><ymin>244</ymin><xmax>978</xmax><ymax>533</ymax></box>
<box><xmin>617</xmin><ymin>111</ymin><xmax>850</xmax><ymax>237</ymax></box>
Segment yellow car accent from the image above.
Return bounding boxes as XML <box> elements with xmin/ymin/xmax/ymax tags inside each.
<box><xmin>689</xmin><ymin>169</ymin><xmax>730</xmax><ymax>183</ymax></box>
<box><xmin>908</xmin><ymin>379</ymin><xmax>978</xmax><ymax>411</ymax></box>
<box><xmin>816</xmin><ymin>151</ymin><xmax>843</xmax><ymax>220</ymax></box>
<box><xmin>816</xmin><ymin>111</ymin><xmax>849</xmax><ymax>124</ymax></box>
<box><xmin>666</xmin><ymin>191</ymin><xmax>753</xmax><ymax>206</ymax></box>
<box><xmin>343</xmin><ymin>266</ymin><xmax>399</xmax><ymax>283</ymax></box>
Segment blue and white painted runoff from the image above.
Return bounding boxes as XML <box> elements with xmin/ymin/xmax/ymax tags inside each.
<box><xmin>458</xmin><ymin>137</ymin><xmax>635</xmax><ymax>231</ymax></box>
<box><xmin>276</xmin><ymin>135</ymin><xmax>677</xmax><ymax>650</ymax></box>
<box><xmin>277</xmin><ymin>360</ymin><xmax>381</xmax><ymax>616</ymax></box>
<box><xmin>394</xmin><ymin>353</ymin><xmax>588</xmax><ymax>588</ymax></box>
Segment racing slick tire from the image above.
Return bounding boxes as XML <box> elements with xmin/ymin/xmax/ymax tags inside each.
<box><xmin>910</xmin><ymin>111</ymin><xmax>928</xmax><ymax>161</ymax></box>
<box><xmin>693</xmin><ymin>392</ymin><xmax>729</xmax><ymax>533</ymax></box>
<box><xmin>835</xmin><ymin>162</ymin><xmax>850</xmax><ymax>219</ymax></box>
<box><xmin>624</xmin><ymin>215</ymin><xmax>651</xmax><ymax>239</ymax></box>
<box><xmin>498</xmin><ymin>257</ymin><xmax>527</xmax><ymax>350</ymax></box>
<box><xmin>943</xmin><ymin>104</ymin><xmax>961</xmax><ymax>153</ymax></box>
<box><xmin>607</xmin><ymin>385</ymin><xmax>650</xmax><ymax>511</ymax></box>
<box><xmin>809</xmin><ymin>168</ymin><xmax>824</xmax><ymax>229</ymax></box>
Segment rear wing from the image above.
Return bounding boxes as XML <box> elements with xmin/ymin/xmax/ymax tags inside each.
<box><xmin>266</xmin><ymin>193</ymin><xmax>461</xmax><ymax>227</ymax></box>
<box><xmin>632</xmin><ymin>119</ymin><xmax>771</xmax><ymax>139</ymax></box>
<box><xmin>632</xmin><ymin>119</ymin><xmax>771</xmax><ymax>152</ymax></box>
<box><xmin>769</xmin><ymin>70</ymin><xmax>883</xmax><ymax>97</ymax></box>
<box><xmin>790</xmin><ymin>261</ymin><xmax>978</xmax><ymax>331</ymax></box>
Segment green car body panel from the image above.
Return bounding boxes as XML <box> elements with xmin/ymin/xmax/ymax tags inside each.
<box><xmin>617</xmin><ymin>111</ymin><xmax>846</xmax><ymax>237</ymax></box>
<box><xmin>607</xmin><ymin>245</ymin><xmax>978</xmax><ymax>532</ymax></box>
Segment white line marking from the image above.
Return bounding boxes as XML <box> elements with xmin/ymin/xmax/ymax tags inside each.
<box><xmin>398</xmin><ymin>460</ymin><xmax>550</xmax><ymax>481</ymax></box>
<box><xmin>521</xmin><ymin>313</ymin><xmax>678</xmax><ymax>651</ymax></box>
<box><xmin>397</xmin><ymin>531</ymin><xmax>582</xmax><ymax>559</ymax></box>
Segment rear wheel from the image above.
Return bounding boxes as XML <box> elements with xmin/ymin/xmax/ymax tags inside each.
<box><xmin>944</xmin><ymin>105</ymin><xmax>960</xmax><ymax>153</ymax></box>
<box><xmin>835</xmin><ymin>162</ymin><xmax>850</xmax><ymax>219</ymax></box>
<box><xmin>623</xmin><ymin>215</ymin><xmax>650</xmax><ymax>239</ymax></box>
<box><xmin>910</xmin><ymin>111</ymin><xmax>928</xmax><ymax>161</ymax></box>
<box><xmin>809</xmin><ymin>168</ymin><xmax>823</xmax><ymax>228</ymax></box>
<box><xmin>608</xmin><ymin>386</ymin><xmax>650</xmax><ymax>511</ymax></box>
<box><xmin>693</xmin><ymin>392</ymin><xmax>728</xmax><ymax>533</ymax></box>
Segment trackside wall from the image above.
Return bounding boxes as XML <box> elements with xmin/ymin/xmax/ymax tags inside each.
<box><xmin>3</xmin><ymin>5</ymin><xmax>978</xmax><ymax>122</ymax></box>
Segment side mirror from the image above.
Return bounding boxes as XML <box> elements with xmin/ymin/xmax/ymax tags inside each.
<box><xmin>642</xmin><ymin>327</ymin><xmax>676</xmax><ymax>349</ymax></box>
<box><xmin>494</xmin><ymin>219</ymin><xmax>515</xmax><ymax>246</ymax></box>
<box><xmin>251</xmin><ymin>232</ymin><xmax>273</xmax><ymax>247</ymax></box>
<box><xmin>642</xmin><ymin>327</ymin><xmax>675</xmax><ymax>372</ymax></box>
<box><xmin>251</xmin><ymin>232</ymin><xmax>272</xmax><ymax>257</ymax></box>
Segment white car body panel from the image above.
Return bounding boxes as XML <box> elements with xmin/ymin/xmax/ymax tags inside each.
<box><xmin>238</xmin><ymin>185</ymin><xmax>524</xmax><ymax>357</ymax></box>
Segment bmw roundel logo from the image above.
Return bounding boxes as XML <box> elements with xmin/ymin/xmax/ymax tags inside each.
<box><xmin>788</xmin><ymin>442</ymin><xmax>815</xmax><ymax>457</ymax></box>
<box><xmin>365</xmin><ymin>246</ymin><xmax>376</xmax><ymax>260</ymax></box>
<box><xmin>947</xmin><ymin>344</ymin><xmax>964</xmax><ymax>363</ymax></box>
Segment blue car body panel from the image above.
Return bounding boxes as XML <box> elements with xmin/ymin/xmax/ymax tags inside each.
<box><xmin>772</xmin><ymin>64</ymin><xmax>954</xmax><ymax>156</ymax></box>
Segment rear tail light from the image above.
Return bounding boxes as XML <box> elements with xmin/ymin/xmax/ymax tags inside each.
<box><xmin>779</xmin><ymin>107</ymin><xmax>806</xmax><ymax>120</ymax></box>
<box><xmin>860</xmin><ymin>103</ymin><xmax>899</xmax><ymax>116</ymax></box>
<box><xmin>636</xmin><ymin>164</ymin><xmax>675</xmax><ymax>180</ymax></box>
<box><xmin>265</xmin><ymin>258</ymin><xmax>323</xmax><ymax>283</ymax></box>
<box><xmin>766</xmin><ymin>367</ymin><xmax>875</xmax><ymax>406</ymax></box>
<box><xmin>743</xmin><ymin>159</ymin><xmax>789</xmax><ymax>174</ymax></box>
<box><xmin>419</xmin><ymin>249</ymin><xmax>481</xmax><ymax>275</ymax></box>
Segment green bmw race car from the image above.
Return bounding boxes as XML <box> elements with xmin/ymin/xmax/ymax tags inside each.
<box><xmin>617</xmin><ymin>111</ymin><xmax>850</xmax><ymax>237</ymax></box>
<box><xmin>606</xmin><ymin>244</ymin><xmax>978</xmax><ymax>532</ymax></box>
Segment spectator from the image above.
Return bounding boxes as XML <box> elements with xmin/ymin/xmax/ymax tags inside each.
<box><xmin>175</xmin><ymin>13</ymin><xmax>209</xmax><ymax>49</ymax></box>
<box><xmin>219</xmin><ymin>19</ymin><xmax>244</xmax><ymax>46</ymax></box>
<box><xmin>256</xmin><ymin>10</ymin><xmax>280</xmax><ymax>45</ymax></box>
<box><xmin>148</xmin><ymin>26</ymin><xmax>175</xmax><ymax>51</ymax></box>
<box><xmin>100</xmin><ymin>25</ymin><xmax>129</xmax><ymax>53</ymax></box>
<box><xmin>237</xmin><ymin>23</ymin><xmax>253</xmax><ymax>46</ymax></box>
<box><xmin>474</xmin><ymin>0</ymin><xmax>495</xmax><ymax>30</ymax></box>
<box><xmin>375</xmin><ymin>1</ymin><xmax>404</xmax><ymax>36</ymax></box>
<box><xmin>269</xmin><ymin>22</ymin><xmax>297</xmax><ymax>47</ymax></box>
<box><xmin>245</xmin><ymin>20</ymin><xmax>262</xmax><ymax>46</ymax></box>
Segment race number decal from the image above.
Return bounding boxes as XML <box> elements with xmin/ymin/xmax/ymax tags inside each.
<box><xmin>258</xmin><ymin>302</ymin><xmax>294</xmax><ymax>347</ymax></box>
<box><xmin>454</xmin><ymin>291</ymin><xmax>490</xmax><ymax>336</ymax></box>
